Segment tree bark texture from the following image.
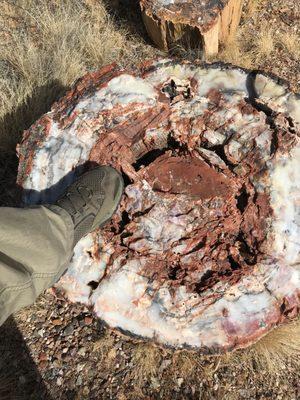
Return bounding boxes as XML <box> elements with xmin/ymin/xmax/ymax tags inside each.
<box><xmin>140</xmin><ymin>0</ymin><xmax>244</xmax><ymax>56</ymax></box>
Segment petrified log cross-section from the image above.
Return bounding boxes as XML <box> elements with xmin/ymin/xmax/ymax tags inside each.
<box><xmin>140</xmin><ymin>0</ymin><xmax>244</xmax><ymax>55</ymax></box>
<box><xmin>17</xmin><ymin>60</ymin><xmax>300</xmax><ymax>353</ymax></box>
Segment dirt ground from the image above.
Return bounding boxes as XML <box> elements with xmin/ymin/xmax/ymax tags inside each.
<box><xmin>0</xmin><ymin>1</ymin><xmax>299</xmax><ymax>399</ymax></box>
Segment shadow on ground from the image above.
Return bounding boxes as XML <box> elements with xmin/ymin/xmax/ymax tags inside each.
<box><xmin>0</xmin><ymin>80</ymin><xmax>67</xmax><ymax>207</ymax></box>
<box><xmin>0</xmin><ymin>317</ymin><xmax>53</xmax><ymax>400</ymax></box>
<box><xmin>103</xmin><ymin>0</ymin><xmax>152</xmax><ymax>44</ymax></box>
<box><xmin>0</xmin><ymin>80</ymin><xmax>68</xmax><ymax>399</ymax></box>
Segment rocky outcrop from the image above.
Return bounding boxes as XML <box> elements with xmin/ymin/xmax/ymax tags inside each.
<box><xmin>140</xmin><ymin>0</ymin><xmax>244</xmax><ymax>55</ymax></box>
<box><xmin>17</xmin><ymin>60</ymin><xmax>300</xmax><ymax>352</ymax></box>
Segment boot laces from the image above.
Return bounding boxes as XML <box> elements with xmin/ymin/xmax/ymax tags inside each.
<box><xmin>58</xmin><ymin>185</ymin><xmax>93</xmax><ymax>215</ymax></box>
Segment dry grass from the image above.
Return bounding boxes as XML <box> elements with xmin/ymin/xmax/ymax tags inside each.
<box><xmin>279</xmin><ymin>32</ymin><xmax>300</xmax><ymax>58</ymax></box>
<box><xmin>171</xmin><ymin>350</ymin><xmax>202</xmax><ymax>379</ymax></box>
<box><xmin>246</xmin><ymin>0</ymin><xmax>262</xmax><ymax>16</ymax></box>
<box><xmin>131</xmin><ymin>343</ymin><xmax>162</xmax><ymax>384</ymax></box>
<box><xmin>251</xmin><ymin>319</ymin><xmax>300</xmax><ymax>371</ymax></box>
<box><xmin>212</xmin><ymin>0</ymin><xmax>300</xmax><ymax>79</ymax></box>
<box><xmin>125</xmin><ymin>319</ymin><xmax>300</xmax><ymax>397</ymax></box>
<box><xmin>0</xmin><ymin>0</ymin><xmax>299</xmax><ymax>152</ymax></box>
<box><xmin>92</xmin><ymin>332</ymin><xmax>118</xmax><ymax>368</ymax></box>
<box><xmin>223</xmin><ymin>319</ymin><xmax>300</xmax><ymax>375</ymax></box>
<box><xmin>0</xmin><ymin>0</ymin><xmax>156</xmax><ymax>152</ymax></box>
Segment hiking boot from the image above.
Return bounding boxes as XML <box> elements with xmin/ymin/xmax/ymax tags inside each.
<box><xmin>56</xmin><ymin>166</ymin><xmax>124</xmax><ymax>245</ymax></box>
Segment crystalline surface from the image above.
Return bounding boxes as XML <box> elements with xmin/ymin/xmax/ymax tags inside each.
<box><xmin>17</xmin><ymin>60</ymin><xmax>300</xmax><ymax>352</ymax></box>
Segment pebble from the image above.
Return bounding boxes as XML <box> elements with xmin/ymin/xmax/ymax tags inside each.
<box><xmin>76</xmin><ymin>375</ymin><xmax>83</xmax><ymax>386</ymax></box>
<box><xmin>39</xmin><ymin>360</ymin><xmax>48</xmax><ymax>369</ymax></box>
<box><xmin>38</xmin><ymin>329</ymin><xmax>45</xmax><ymax>337</ymax></box>
<box><xmin>52</xmin><ymin>319</ymin><xmax>63</xmax><ymax>326</ymax></box>
<box><xmin>64</xmin><ymin>324</ymin><xmax>74</xmax><ymax>336</ymax></box>
<box><xmin>39</xmin><ymin>352</ymin><xmax>48</xmax><ymax>361</ymax></box>
<box><xmin>77</xmin><ymin>363</ymin><xmax>85</xmax><ymax>372</ymax></box>
<box><xmin>150</xmin><ymin>377</ymin><xmax>160</xmax><ymax>390</ymax></box>
<box><xmin>84</xmin><ymin>316</ymin><xmax>93</xmax><ymax>325</ymax></box>
<box><xmin>83</xmin><ymin>386</ymin><xmax>90</xmax><ymax>396</ymax></box>
<box><xmin>57</xmin><ymin>377</ymin><xmax>63</xmax><ymax>386</ymax></box>
<box><xmin>78</xmin><ymin>347</ymin><xmax>86</xmax><ymax>356</ymax></box>
<box><xmin>177</xmin><ymin>378</ymin><xmax>184</xmax><ymax>387</ymax></box>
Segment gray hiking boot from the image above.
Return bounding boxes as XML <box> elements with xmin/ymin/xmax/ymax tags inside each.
<box><xmin>56</xmin><ymin>166</ymin><xmax>124</xmax><ymax>245</ymax></box>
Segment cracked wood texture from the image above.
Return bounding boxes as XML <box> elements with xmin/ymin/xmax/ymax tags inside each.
<box><xmin>17</xmin><ymin>59</ymin><xmax>300</xmax><ymax>353</ymax></box>
<box><xmin>140</xmin><ymin>0</ymin><xmax>243</xmax><ymax>55</ymax></box>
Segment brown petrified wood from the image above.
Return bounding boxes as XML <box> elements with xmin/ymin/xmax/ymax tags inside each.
<box><xmin>17</xmin><ymin>59</ymin><xmax>300</xmax><ymax>353</ymax></box>
<box><xmin>140</xmin><ymin>0</ymin><xmax>243</xmax><ymax>56</ymax></box>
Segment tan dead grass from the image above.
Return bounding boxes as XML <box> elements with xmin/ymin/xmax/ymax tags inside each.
<box><xmin>213</xmin><ymin>22</ymin><xmax>277</xmax><ymax>70</ymax></box>
<box><xmin>252</xmin><ymin>319</ymin><xmax>300</xmax><ymax>371</ymax></box>
<box><xmin>279</xmin><ymin>32</ymin><xmax>300</xmax><ymax>58</ymax></box>
<box><xmin>223</xmin><ymin>319</ymin><xmax>300</xmax><ymax>374</ymax></box>
<box><xmin>92</xmin><ymin>332</ymin><xmax>117</xmax><ymax>368</ymax></box>
<box><xmin>172</xmin><ymin>350</ymin><xmax>200</xmax><ymax>377</ymax></box>
<box><xmin>131</xmin><ymin>343</ymin><xmax>162</xmax><ymax>384</ymax></box>
<box><xmin>252</xmin><ymin>23</ymin><xmax>276</xmax><ymax>59</ymax></box>
<box><xmin>0</xmin><ymin>0</ymin><xmax>156</xmax><ymax>152</ymax></box>
<box><xmin>212</xmin><ymin>0</ymin><xmax>300</xmax><ymax>78</ymax></box>
<box><xmin>246</xmin><ymin>0</ymin><xmax>262</xmax><ymax>17</ymax></box>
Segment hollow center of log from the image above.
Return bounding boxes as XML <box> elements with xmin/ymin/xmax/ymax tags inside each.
<box><xmin>94</xmin><ymin>131</ymin><xmax>270</xmax><ymax>296</ymax></box>
<box><xmin>144</xmin><ymin>154</ymin><xmax>232</xmax><ymax>198</ymax></box>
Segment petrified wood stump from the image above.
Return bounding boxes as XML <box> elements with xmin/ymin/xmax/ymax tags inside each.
<box><xmin>140</xmin><ymin>0</ymin><xmax>244</xmax><ymax>55</ymax></box>
<box><xmin>17</xmin><ymin>60</ymin><xmax>300</xmax><ymax>353</ymax></box>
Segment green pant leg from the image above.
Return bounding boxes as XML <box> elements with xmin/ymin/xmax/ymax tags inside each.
<box><xmin>0</xmin><ymin>205</ymin><xmax>74</xmax><ymax>326</ymax></box>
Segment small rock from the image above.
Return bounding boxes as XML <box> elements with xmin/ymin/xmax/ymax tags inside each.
<box><xmin>57</xmin><ymin>377</ymin><xmax>63</xmax><ymax>386</ymax></box>
<box><xmin>88</xmin><ymin>369</ymin><xmax>95</xmax><ymax>378</ymax></box>
<box><xmin>77</xmin><ymin>363</ymin><xmax>85</xmax><ymax>372</ymax></box>
<box><xmin>39</xmin><ymin>352</ymin><xmax>48</xmax><ymax>361</ymax></box>
<box><xmin>79</xmin><ymin>319</ymin><xmax>86</xmax><ymax>327</ymax></box>
<box><xmin>38</xmin><ymin>329</ymin><xmax>44</xmax><ymax>337</ymax></box>
<box><xmin>78</xmin><ymin>347</ymin><xmax>86</xmax><ymax>357</ymax></box>
<box><xmin>150</xmin><ymin>377</ymin><xmax>160</xmax><ymax>390</ymax></box>
<box><xmin>53</xmin><ymin>359</ymin><xmax>61</xmax><ymax>368</ymax></box>
<box><xmin>177</xmin><ymin>378</ymin><xmax>184</xmax><ymax>387</ymax></box>
<box><xmin>52</xmin><ymin>319</ymin><xmax>63</xmax><ymax>326</ymax></box>
<box><xmin>39</xmin><ymin>360</ymin><xmax>48</xmax><ymax>369</ymax></box>
<box><xmin>76</xmin><ymin>375</ymin><xmax>83</xmax><ymax>386</ymax></box>
<box><xmin>64</xmin><ymin>324</ymin><xmax>74</xmax><ymax>336</ymax></box>
<box><xmin>84</xmin><ymin>316</ymin><xmax>93</xmax><ymax>325</ymax></box>
<box><xmin>70</xmin><ymin>348</ymin><xmax>77</xmax><ymax>357</ymax></box>
<box><xmin>83</xmin><ymin>386</ymin><xmax>90</xmax><ymax>396</ymax></box>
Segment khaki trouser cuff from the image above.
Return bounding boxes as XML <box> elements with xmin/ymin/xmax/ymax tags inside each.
<box><xmin>0</xmin><ymin>205</ymin><xmax>74</xmax><ymax>326</ymax></box>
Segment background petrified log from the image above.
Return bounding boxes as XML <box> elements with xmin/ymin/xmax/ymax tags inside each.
<box><xmin>140</xmin><ymin>0</ymin><xmax>244</xmax><ymax>56</ymax></box>
<box><xmin>17</xmin><ymin>60</ymin><xmax>300</xmax><ymax>353</ymax></box>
